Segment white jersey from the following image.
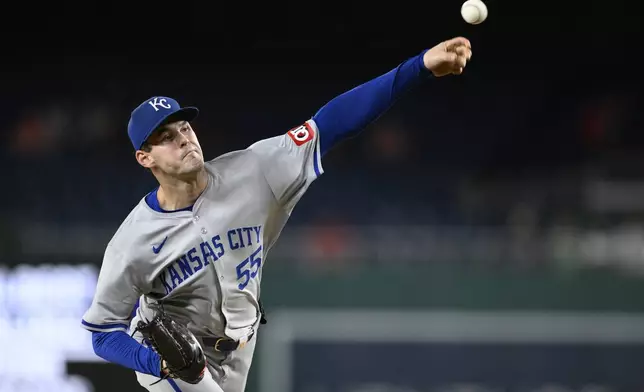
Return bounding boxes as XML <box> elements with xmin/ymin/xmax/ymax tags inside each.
<box><xmin>81</xmin><ymin>119</ymin><xmax>323</xmax><ymax>343</ymax></box>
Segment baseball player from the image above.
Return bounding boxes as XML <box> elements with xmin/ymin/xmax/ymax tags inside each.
<box><xmin>81</xmin><ymin>37</ymin><xmax>472</xmax><ymax>392</ymax></box>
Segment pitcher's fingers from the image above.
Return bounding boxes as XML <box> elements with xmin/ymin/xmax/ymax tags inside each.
<box><xmin>455</xmin><ymin>46</ymin><xmax>472</xmax><ymax>60</ymax></box>
<box><xmin>445</xmin><ymin>37</ymin><xmax>471</xmax><ymax>51</ymax></box>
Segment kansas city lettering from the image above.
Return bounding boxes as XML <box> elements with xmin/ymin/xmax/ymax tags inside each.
<box><xmin>158</xmin><ymin>225</ymin><xmax>262</xmax><ymax>295</ymax></box>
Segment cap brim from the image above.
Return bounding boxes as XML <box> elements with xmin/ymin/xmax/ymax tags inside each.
<box><xmin>160</xmin><ymin>107</ymin><xmax>199</xmax><ymax>127</ymax></box>
<box><xmin>140</xmin><ymin>106</ymin><xmax>200</xmax><ymax>148</ymax></box>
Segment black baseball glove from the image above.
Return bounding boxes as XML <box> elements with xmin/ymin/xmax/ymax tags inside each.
<box><xmin>133</xmin><ymin>311</ymin><xmax>206</xmax><ymax>385</ymax></box>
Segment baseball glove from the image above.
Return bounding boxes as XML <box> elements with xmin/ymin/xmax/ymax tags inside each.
<box><xmin>134</xmin><ymin>311</ymin><xmax>206</xmax><ymax>385</ymax></box>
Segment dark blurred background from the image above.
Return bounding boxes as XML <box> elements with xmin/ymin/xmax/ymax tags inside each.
<box><xmin>2</xmin><ymin>0</ymin><xmax>644</xmax><ymax>391</ymax></box>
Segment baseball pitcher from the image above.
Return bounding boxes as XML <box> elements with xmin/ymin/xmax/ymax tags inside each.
<box><xmin>81</xmin><ymin>37</ymin><xmax>473</xmax><ymax>392</ymax></box>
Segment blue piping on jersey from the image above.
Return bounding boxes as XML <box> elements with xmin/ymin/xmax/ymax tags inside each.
<box><xmin>167</xmin><ymin>379</ymin><xmax>183</xmax><ymax>391</ymax></box>
<box><xmin>313</xmin><ymin>147</ymin><xmax>321</xmax><ymax>178</ymax></box>
<box><xmin>82</xmin><ymin>319</ymin><xmax>129</xmax><ymax>331</ymax></box>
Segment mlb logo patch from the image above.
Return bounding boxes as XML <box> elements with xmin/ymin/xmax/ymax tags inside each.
<box><xmin>287</xmin><ymin>123</ymin><xmax>315</xmax><ymax>146</ymax></box>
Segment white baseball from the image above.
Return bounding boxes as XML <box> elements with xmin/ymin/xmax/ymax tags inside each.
<box><xmin>461</xmin><ymin>0</ymin><xmax>488</xmax><ymax>25</ymax></box>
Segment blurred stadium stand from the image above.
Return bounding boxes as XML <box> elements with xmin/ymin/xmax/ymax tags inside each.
<box><xmin>2</xmin><ymin>0</ymin><xmax>644</xmax><ymax>390</ymax></box>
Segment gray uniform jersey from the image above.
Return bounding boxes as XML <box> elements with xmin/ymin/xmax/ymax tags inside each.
<box><xmin>81</xmin><ymin>119</ymin><xmax>323</xmax><ymax>343</ymax></box>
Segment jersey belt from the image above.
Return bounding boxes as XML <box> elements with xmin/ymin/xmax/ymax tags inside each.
<box><xmin>202</xmin><ymin>299</ymin><xmax>267</xmax><ymax>352</ymax></box>
<box><xmin>202</xmin><ymin>330</ymin><xmax>255</xmax><ymax>352</ymax></box>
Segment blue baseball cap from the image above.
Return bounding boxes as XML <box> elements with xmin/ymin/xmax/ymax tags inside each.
<box><xmin>127</xmin><ymin>96</ymin><xmax>199</xmax><ymax>150</ymax></box>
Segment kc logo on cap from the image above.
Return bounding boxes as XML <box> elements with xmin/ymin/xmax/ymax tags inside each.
<box><xmin>148</xmin><ymin>97</ymin><xmax>172</xmax><ymax>112</ymax></box>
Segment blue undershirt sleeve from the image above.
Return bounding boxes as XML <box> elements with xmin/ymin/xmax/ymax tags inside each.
<box><xmin>313</xmin><ymin>50</ymin><xmax>431</xmax><ymax>156</ymax></box>
<box><xmin>92</xmin><ymin>330</ymin><xmax>162</xmax><ymax>377</ymax></box>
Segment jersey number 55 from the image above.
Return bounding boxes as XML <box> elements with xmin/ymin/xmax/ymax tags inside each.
<box><xmin>236</xmin><ymin>246</ymin><xmax>263</xmax><ymax>290</ymax></box>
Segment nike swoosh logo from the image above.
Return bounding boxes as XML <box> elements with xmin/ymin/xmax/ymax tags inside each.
<box><xmin>152</xmin><ymin>236</ymin><xmax>168</xmax><ymax>254</ymax></box>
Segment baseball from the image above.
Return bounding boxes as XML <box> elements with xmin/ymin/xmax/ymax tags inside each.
<box><xmin>461</xmin><ymin>0</ymin><xmax>488</xmax><ymax>24</ymax></box>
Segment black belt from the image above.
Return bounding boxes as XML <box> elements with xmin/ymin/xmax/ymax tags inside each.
<box><xmin>202</xmin><ymin>330</ymin><xmax>255</xmax><ymax>352</ymax></box>
<box><xmin>203</xmin><ymin>300</ymin><xmax>267</xmax><ymax>353</ymax></box>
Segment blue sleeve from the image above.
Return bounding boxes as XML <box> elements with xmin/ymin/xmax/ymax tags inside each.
<box><xmin>313</xmin><ymin>50</ymin><xmax>431</xmax><ymax>156</ymax></box>
<box><xmin>92</xmin><ymin>330</ymin><xmax>162</xmax><ymax>377</ymax></box>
